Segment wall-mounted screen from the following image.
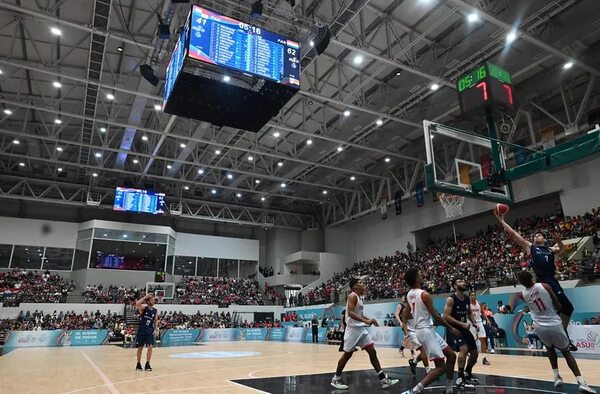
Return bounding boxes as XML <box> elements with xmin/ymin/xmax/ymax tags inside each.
<box><xmin>114</xmin><ymin>187</ymin><xmax>165</xmax><ymax>214</ymax></box>
<box><xmin>163</xmin><ymin>19</ymin><xmax>189</xmax><ymax>104</ymax></box>
<box><xmin>188</xmin><ymin>5</ymin><xmax>301</xmax><ymax>88</ymax></box>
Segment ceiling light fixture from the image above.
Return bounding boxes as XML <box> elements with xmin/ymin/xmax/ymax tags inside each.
<box><xmin>273</xmin><ymin>131</ymin><xmax>280</xmax><ymax>138</ymax></box>
<box><xmin>306</xmin><ymin>139</ymin><xmax>313</xmax><ymax>145</ymax></box>
<box><xmin>277</xmin><ymin>161</ymin><xmax>283</xmax><ymax>167</ymax></box>
<box><xmin>54</xmin><ymin>118</ymin><xmax>62</xmax><ymax>124</ymax></box>
<box><xmin>506</xmin><ymin>30</ymin><xmax>517</xmax><ymax>44</ymax></box>
<box><xmin>384</xmin><ymin>157</ymin><xmax>391</xmax><ymax>163</ymax></box>
<box><xmin>563</xmin><ymin>61</ymin><xmax>574</xmax><ymax>70</ymax></box>
<box><xmin>92</xmin><ymin>173</ymin><xmax>98</xmax><ymax>177</ymax></box>
<box><xmin>106</xmin><ymin>93</ymin><xmax>115</xmax><ymax>100</ymax></box>
<box><xmin>198</xmin><ymin>169</ymin><xmax>204</xmax><ymax>174</ymax></box>
<box><xmin>236</xmin><ymin>193</ymin><xmax>242</xmax><ymax>198</ymax></box>
<box><xmin>184</xmin><ymin>186</ymin><xmax>189</xmax><ymax>190</ymax></box>
<box><xmin>57</xmin><ymin>167</ymin><xmax>63</xmax><ymax>172</ymax></box>
<box><xmin>350</xmin><ymin>176</ymin><xmax>356</xmax><ymax>181</ymax></box>
<box><xmin>141</xmin><ymin>135</ymin><xmax>148</xmax><ymax>141</ymax></box>
<box><xmin>260</xmin><ymin>197</ymin><xmax>266</xmax><ymax>201</ymax></box>
<box><xmin>117</xmin><ymin>46</ymin><xmax>123</xmax><ymax>52</ymax></box>
<box><xmin>337</xmin><ymin>146</ymin><xmax>343</xmax><ymax>152</ymax></box>
<box><xmin>100</xmin><ymin>127</ymin><xmax>107</xmax><ymax>133</ymax></box>
<box><xmin>309</xmin><ymin>40</ymin><xmax>315</xmax><ymax>47</ymax></box>
<box><xmin>12</xmin><ymin>139</ymin><xmax>19</xmax><ymax>145</ymax></box>
<box><xmin>376</xmin><ymin>119</ymin><xmax>383</xmax><ymax>126</ymax></box>
<box><xmin>53</xmin><ymin>81</ymin><xmax>62</xmax><ymax>88</ymax></box>
<box><xmin>280</xmin><ymin>183</ymin><xmax>286</xmax><ymax>188</ymax></box>
<box><xmin>255</xmin><ymin>179</ymin><xmax>261</xmax><ymax>184</ymax></box>
<box><xmin>154</xmin><ymin>104</ymin><xmax>162</xmax><ymax>111</ymax></box>
<box><xmin>227</xmin><ymin>174</ymin><xmax>233</xmax><ymax>180</ymax></box>
<box><xmin>343</xmin><ymin>110</ymin><xmax>351</xmax><ymax>117</ymax></box>
<box><xmin>430</xmin><ymin>83</ymin><xmax>440</xmax><ymax>91</ymax></box>
<box><xmin>3</xmin><ymin>109</ymin><xmax>12</xmax><ymax>115</ymax></box>
<box><xmin>215</xmin><ymin>149</ymin><xmax>221</xmax><ymax>155</ymax></box>
<box><xmin>56</xmin><ymin>146</ymin><xmax>63</xmax><ymax>152</ymax></box>
<box><xmin>211</xmin><ymin>189</ymin><xmax>217</xmax><ymax>194</ymax></box>
<box><xmin>180</xmin><ymin>143</ymin><xmax>186</xmax><ymax>148</ymax></box>
<box><xmin>133</xmin><ymin>159</ymin><xmax>138</xmax><ymax>164</ymax></box>
<box><xmin>95</xmin><ymin>152</ymin><xmax>102</xmax><ymax>158</ymax></box>
<box><xmin>467</xmin><ymin>12</ymin><xmax>479</xmax><ymax>23</ymax></box>
<box><xmin>322</xmin><ymin>190</ymin><xmax>328</xmax><ymax>195</ymax></box>
<box><xmin>353</xmin><ymin>54</ymin><xmax>364</xmax><ymax>65</ymax></box>
<box><xmin>166</xmin><ymin>164</ymin><xmax>172</xmax><ymax>169</ymax></box>
<box><xmin>19</xmin><ymin>162</ymin><xmax>25</xmax><ymax>167</ymax></box>
<box><xmin>50</xmin><ymin>27</ymin><xmax>62</xmax><ymax>36</ymax></box>
<box><xmin>223</xmin><ymin>75</ymin><xmax>231</xmax><ymax>82</ymax></box>
<box><xmin>247</xmin><ymin>155</ymin><xmax>254</xmax><ymax>161</ymax></box>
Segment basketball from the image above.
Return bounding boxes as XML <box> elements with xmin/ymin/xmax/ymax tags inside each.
<box><xmin>494</xmin><ymin>203</ymin><xmax>510</xmax><ymax>215</ymax></box>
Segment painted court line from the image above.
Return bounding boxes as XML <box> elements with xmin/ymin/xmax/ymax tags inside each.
<box><xmin>229</xmin><ymin>380</ymin><xmax>271</xmax><ymax>394</ymax></box>
<box><xmin>80</xmin><ymin>351</ymin><xmax>120</xmax><ymax>394</ymax></box>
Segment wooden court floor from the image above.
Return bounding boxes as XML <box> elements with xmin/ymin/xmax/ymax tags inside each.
<box><xmin>1</xmin><ymin>342</ymin><xmax>599</xmax><ymax>393</ymax></box>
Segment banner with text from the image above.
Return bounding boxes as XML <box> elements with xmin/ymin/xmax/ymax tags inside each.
<box><xmin>161</xmin><ymin>329</ymin><xmax>202</xmax><ymax>347</ymax></box>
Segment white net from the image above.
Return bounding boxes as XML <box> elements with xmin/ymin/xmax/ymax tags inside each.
<box><xmin>437</xmin><ymin>193</ymin><xmax>465</xmax><ymax>218</ymax></box>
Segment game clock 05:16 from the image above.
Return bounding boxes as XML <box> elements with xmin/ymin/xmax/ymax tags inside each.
<box><xmin>457</xmin><ymin>63</ymin><xmax>516</xmax><ymax>116</ymax></box>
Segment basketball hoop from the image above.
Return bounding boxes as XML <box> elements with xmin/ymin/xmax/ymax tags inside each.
<box><xmin>437</xmin><ymin>193</ymin><xmax>465</xmax><ymax>218</ymax></box>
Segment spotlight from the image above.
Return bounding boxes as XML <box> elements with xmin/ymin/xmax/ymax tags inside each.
<box><xmin>376</xmin><ymin>119</ymin><xmax>383</xmax><ymax>126</ymax></box>
<box><xmin>50</xmin><ymin>27</ymin><xmax>61</xmax><ymax>36</ymax></box>
<box><xmin>353</xmin><ymin>55</ymin><xmax>364</xmax><ymax>65</ymax></box>
<box><xmin>54</xmin><ymin>118</ymin><xmax>62</xmax><ymax>124</ymax></box>
<box><xmin>215</xmin><ymin>149</ymin><xmax>221</xmax><ymax>155</ymax></box>
<box><xmin>100</xmin><ymin>127</ymin><xmax>107</xmax><ymax>133</ymax></box>
<box><xmin>3</xmin><ymin>109</ymin><xmax>12</xmax><ymax>115</ymax></box>
<box><xmin>563</xmin><ymin>61</ymin><xmax>574</xmax><ymax>70</ymax></box>
<box><xmin>167</xmin><ymin>164</ymin><xmax>172</xmax><ymax>169</ymax></box>
<box><xmin>227</xmin><ymin>174</ymin><xmax>233</xmax><ymax>180</ymax></box>
<box><xmin>198</xmin><ymin>169</ymin><xmax>204</xmax><ymax>174</ymax></box>
<box><xmin>322</xmin><ymin>190</ymin><xmax>328</xmax><ymax>195</ymax></box>
<box><xmin>384</xmin><ymin>157</ymin><xmax>391</xmax><ymax>163</ymax></box>
<box><xmin>306</xmin><ymin>139</ymin><xmax>313</xmax><ymax>145</ymax></box>
<box><xmin>117</xmin><ymin>46</ymin><xmax>123</xmax><ymax>52</ymax></box>
<box><xmin>19</xmin><ymin>162</ymin><xmax>25</xmax><ymax>167</ymax></box>
<box><xmin>95</xmin><ymin>152</ymin><xmax>102</xmax><ymax>158</ymax></box>
<box><xmin>350</xmin><ymin>176</ymin><xmax>356</xmax><ymax>181</ymax></box>
<box><xmin>180</xmin><ymin>143</ymin><xmax>186</xmax><ymax>148</ymax></box>
<box><xmin>337</xmin><ymin>146</ymin><xmax>343</xmax><ymax>152</ymax></box>
<box><xmin>260</xmin><ymin>197</ymin><xmax>266</xmax><ymax>201</ymax></box>
<box><xmin>223</xmin><ymin>75</ymin><xmax>231</xmax><ymax>82</ymax></box>
<box><xmin>133</xmin><ymin>159</ymin><xmax>139</xmax><ymax>164</ymax></box>
<box><xmin>53</xmin><ymin>81</ymin><xmax>62</xmax><ymax>88</ymax></box>
<box><xmin>92</xmin><ymin>172</ymin><xmax>98</xmax><ymax>177</ymax></box>
<box><xmin>343</xmin><ymin>110</ymin><xmax>351</xmax><ymax>117</ymax></box>
<box><xmin>255</xmin><ymin>179</ymin><xmax>261</xmax><ymax>184</ymax></box>
<box><xmin>467</xmin><ymin>12</ymin><xmax>479</xmax><ymax>23</ymax></box>
<box><xmin>251</xmin><ymin>1</ymin><xmax>263</xmax><ymax>18</ymax></box>
<box><xmin>141</xmin><ymin>135</ymin><xmax>148</xmax><ymax>141</ymax></box>
<box><xmin>430</xmin><ymin>83</ymin><xmax>440</xmax><ymax>91</ymax></box>
<box><xmin>140</xmin><ymin>64</ymin><xmax>159</xmax><ymax>86</ymax></box>
<box><xmin>309</xmin><ymin>40</ymin><xmax>315</xmax><ymax>47</ymax></box>
<box><xmin>506</xmin><ymin>31</ymin><xmax>517</xmax><ymax>44</ymax></box>
<box><xmin>57</xmin><ymin>167</ymin><xmax>63</xmax><ymax>172</ymax></box>
<box><xmin>211</xmin><ymin>189</ymin><xmax>217</xmax><ymax>194</ymax></box>
<box><xmin>56</xmin><ymin>146</ymin><xmax>63</xmax><ymax>152</ymax></box>
<box><xmin>154</xmin><ymin>104</ymin><xmax>162</xmax><ymax>111</ymax></box>
<box><xmin>184</xmin><ymin>186</ymin><xmax>189</xmax><ymax>190</ymax></box>
<box><xmin>277</xmin><ymin>162</ymin><xmax>283</xmax><ymax>167</ymax></box>
<box><xmin>106</xmin><ymin>93</ymin><xmax>115</xmax><ymax>100</ymax></box>
<box><xmin>247</xmin><ymin>155</ymin><xmax>254</xmax><ymax>161</ymax></box>
<box><xmin>12</xmin><ymin>139</ymin><xmax>19</xmax><ymax>145</ymax></box>
<box><xmin>273</xmin><ymin>131</ymin><xmax>280</xmax><ymax>138</ymax></box>
<box><xmin>236</xmin><ymin>193</ymin><xmax>242</xmax><ymax>198</ymax></box>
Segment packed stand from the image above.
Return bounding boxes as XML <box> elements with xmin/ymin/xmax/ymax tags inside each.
<box><xmin>0</xmin><ymin>269</ymin><xmax>76</xmax><ymax>305</ymax></box>
<box><xmin>0</xmin><ymin>309</ymin><xmax>124</xmax><ymax>331</ymax></box>
<box><xmin>156</xmin><ymin>310</ymin><xmax>282</xmax><ymax>329</ymax></box>
<box><xmin>303</xmin><ymin>208</ymin><xmax>600</xmax><ymax>305</ymax></box>
<box><xmin>82</xmin><ymin>284</ymin><xmax>145</xmax><ymax>304</ymax></box>
<box><xmin>176</xmin><ymin>277</ymin><xmax>264</xmax><ymax>305</ymax></box>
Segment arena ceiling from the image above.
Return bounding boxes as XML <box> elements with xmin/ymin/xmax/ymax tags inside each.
<box><xmin>0</xmin><ymin>0</ymin><xmax>599</xmax><ymax>230</ymax></box>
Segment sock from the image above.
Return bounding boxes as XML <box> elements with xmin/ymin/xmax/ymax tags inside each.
<box><xmin>576</xmin><ymin>376</ymin><xmax>586</xmax><ymax>385</ymax></box>
<box><xmin>465</xmin><ymin>365</ymin><xmax>473</xmax><ymax>376</ymax></box>
<box><xmin>458</xmin><ymin>368</ymin><xmax>465</xmax><ymax>379</ymax></box>
<box><xmin>553</xmin><ymin>369</ymin><xmax>560</xmax><ymax>380</ymax></box>
<box><xmin>333</xmin><ymin>374</ymin><xmax>341</xmax><ymax>380</ymax></box>
<box><xmin>412</xmin><ymin>383</ymin><xmax>424</xmax><ymax>393</ymax></box>
<box><xmin>446</xmin><ymin>380</ymin><xmax>454</xmax><ymax>389</ymax></box>
<box><xmin>377</xmin><ymin>370</ymin><xmax>386</xmax><ymax>380</ymax></box>
<box><xmin>414</xmin><ymin>357</ymin><xmax>420</xmax><ymax>365</ymax></box>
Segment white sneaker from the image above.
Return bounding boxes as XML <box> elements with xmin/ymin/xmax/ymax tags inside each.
<box><xmin>381</xmin><ymin>377</ymin><xmax>399</xmax><ymax>389</ymax></box>
<box><xmin>554</xmin><ymin>377</ymin><xmax>563</xmax><ymax>387</ymax></box>
<box><xmin>579</xmin><ymin>382</ymin><xmax>597</xmax><ymax>393</ymax></box>
<box><xmin>330</xmin><ymin>377</ymin><xmax>348</xmax><ymax>390</ymax></box>
<box><xmin>490</xmin><ymin>349</ymin><xmax>495</xmax><ymax>354</ymax></box>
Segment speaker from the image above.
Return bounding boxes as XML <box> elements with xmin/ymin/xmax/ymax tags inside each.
<box><xmin>140</xmin><ymin>64</ymin><xmax>160</xmax><ymax>86</ymax></box>
<box><xmin>158</xmin><ymin>23</ymin><xmax>170</xmax><ymax>39</ymax></box>
<box><xmin>314</xmin><ymin>26</ymin><xmax>331</xmax><ymax>55</ymax></box>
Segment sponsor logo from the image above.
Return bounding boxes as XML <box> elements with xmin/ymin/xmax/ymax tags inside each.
<box><xmin>575</xmin><ymin>331</ymin><xmax>600</xmax><ymax>349</ymax></box>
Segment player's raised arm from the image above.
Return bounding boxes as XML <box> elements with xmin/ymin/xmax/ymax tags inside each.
<box><xmin>550</xmin><ymin>233</ymin><xmax>566</xmax><ymax>255</ymax></box>
<box><xmin>135</xmin><ymin>293</ymin><xmax>152</xmax><ymax>313</ymax></box>
<box><xmin>494</xmin><ymin>210</ymin><xmax>532</xmax><ymax>252</ymax></box>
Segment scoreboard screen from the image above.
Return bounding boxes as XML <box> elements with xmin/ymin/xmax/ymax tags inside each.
<box><xmin>113</xmin><ymin>187</ymin><xmax>166</xmax><ymax>215</ymax></box>
<box><xmin>163</xmin><ymin>20</ymin><xmax>189</xmax><ymax>104</ymax></box>
<box><xmin>188</xmin><ymin>5</ymin><xmax>301</xmax><ymax>88</ymax></box>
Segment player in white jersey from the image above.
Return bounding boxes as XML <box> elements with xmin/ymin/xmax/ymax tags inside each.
<box><xmin>517</xmin><ymin>271</ymin><xmax>596</xmax><ymax>393</ymax></box>
<box><xmin>401</xmin><ymin>269</ymin><xmax>460</xmax><ymax>394</ymax></box>
<box><xmin>469</xmin><ymin>291</ymin><xmax>489</xmax><ymax>362</ymax></box>
<box><xmin>330</xmin><ymin>278</ymin><xmax>399</xmax><ymax>390</ymax></box>
<box><xmin>395</xmin><ymin>295</ymin><xmax>430</xmax><ymax>375</ymax></box>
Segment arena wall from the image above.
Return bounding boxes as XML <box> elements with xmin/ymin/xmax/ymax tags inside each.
<box><xmin>325</xmin><ymin>155</ymin><xmax>600</xmax><ymax>263</ymax></box>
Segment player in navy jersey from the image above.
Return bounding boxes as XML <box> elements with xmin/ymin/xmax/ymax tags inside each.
<box><xmin>494</xmin><ymin>211</ymin><xmax>577</xmax><ymax>351</ymax></box>
<box><xmin>135</xmin><ymin>292</ymin><xmax>158</xmax><ymax>371</ymax></box>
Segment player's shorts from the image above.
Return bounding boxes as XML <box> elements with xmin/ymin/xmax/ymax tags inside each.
<box><xmin>447</xmin><ymin>328</ymin><xmax>478</xmax><ymax>352</ymax></box>
<box><xmin>404</xmin><ymin>330</ymin><xmax>422</xmax><ymax>350</ymax></box>
<box><xmin>543</xmin><ymin>279</ymin><xmax>574</xmax><ymax>316</ymax></box>
<box><xmin>343</xmin><ymin>327</ymin><xmax>374</xmax><ymax>353</ymax></box>
<box><xmin>534</xmin><ymin>323</ymin><xmax>569</xmax><ymax>351</ymax></box>
<box><xmin>415</xmin><ymin>327</ymin><xmax>449</xmax><ymax>361</ymax></box>
<box><xmin>135</xmin><ymin>332</ymin><xmax>155</xmax><ymax>347</ymax></box>
<box><xmin>470</xmin><ymin>323</ymin><xmax>487</xmax><ymax>339</ymax></box>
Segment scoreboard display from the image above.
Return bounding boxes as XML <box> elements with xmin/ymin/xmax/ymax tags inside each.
<box><xmin>457</xmin><ymin>63</ymin><xmax>516</xmax><ymax>115</ymax></box>
<box><xmin>187</xmin><ymin>5</ymin><xmax>301</xmax><ymax>88</ymax></box>
<box><xmin>113</xmin><ymin>187</ymin><xmax>165</xmax><ymax>215</ymax></box>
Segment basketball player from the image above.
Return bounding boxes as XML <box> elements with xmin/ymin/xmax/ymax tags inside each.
<box><xmin>135</xmin><ymin>292</ymin><xmax>158</xmax><ymax>371</ymax></box>
<box><xmin>444</xmin><ymin>278</ymin><xmax>480</xmax><ymax>388</ymax></box>
<box><xmin>330</xmin><ymin>278</ymin><xmax>399</xmax><ymax>390</ymax></box>
<box><xmin>469</xmin><ymin>291</ymin><xmax>489</xmax><ymax>360</ymax></box>
<box><xmin>401</xmin><ymin>269</ymin><xmax>459</xmax><ymax>394</ymax></box>
<box><xmin>394</xmin><ymin>294</ymin><xmax>431</xmax><ymax>374</ymax></box>
<box><xmin>516</xmin><ymin>271</ymin><xmax>596</xmax><ymax>393</ymax></box>
<box><xmin>494</xmin><ymin>211</ymin><xmax>577</xmax><ymax>351</ymax></box>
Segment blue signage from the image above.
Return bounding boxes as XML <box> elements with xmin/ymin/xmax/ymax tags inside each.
<box><xmin>242</xmin><ymin>328</ymin><xmax>267</xmax><ymax>341</ymax></box>
<box><xmin>161</xmin><ymin>329</ymin><xmax>201</xmax><ymax>347</ymax></box>
<box><xmin>66</xmin><ymin>330</ymin><xmax>109</xmax><ymax>346</ymax></box>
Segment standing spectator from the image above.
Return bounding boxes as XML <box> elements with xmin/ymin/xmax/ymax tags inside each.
<box><xmin>311</xmin><ymin>315</ymin><xmax>319</xmax><ymax>343</ymax></box>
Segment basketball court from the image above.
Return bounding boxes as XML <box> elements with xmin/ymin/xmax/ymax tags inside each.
<box><xmin>1</xmin><ymin>342</ymin><xmax>599</xmax><ymax>393</ymax></box>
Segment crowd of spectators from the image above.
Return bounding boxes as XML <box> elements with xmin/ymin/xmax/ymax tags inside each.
<box><xmin>303</xmin><ymin>208</ymin><xmax>600</xmax><ymax>305</ymax></box>
<box><xmin>1</xmin><ymin>269</ymin><xmax>76</xmax><ymax>305</ymax></box>
<box><xmin>82</xmin><ymin>284</ymin><xmax>145</xmax><ymax>304</ymax></box>
<box><xmin>0</xmin><ymin>309</ymin><xmax>123</xmax><ymax>332</ymax></box>
<box><xmin>176</xmin><ymin>277</ymin><xmax>264</xmax><ymax>305</ymax></box>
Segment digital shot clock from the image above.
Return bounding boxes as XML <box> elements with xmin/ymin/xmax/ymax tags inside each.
<box><xmin>457</xmin><ymin>63</ymin><xmax>516</xmax><ymax>116</ymax></box>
